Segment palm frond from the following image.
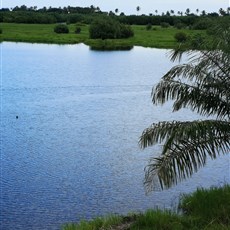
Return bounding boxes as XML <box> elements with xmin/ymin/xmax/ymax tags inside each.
<box><xmin>152</xmin><ymin>78</ymin><xmax>230</xmax><ymax>119</ymax></box>
<box><xmin>140</xmin><ymin>120</ymin><xmax>230</xmax><ymax>191</ymax></box>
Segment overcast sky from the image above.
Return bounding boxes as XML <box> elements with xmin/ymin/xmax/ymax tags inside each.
<box><xmin>1</xmin><ymin>0</ymin><xmax>229</xmax><ymax>15</ymax></box>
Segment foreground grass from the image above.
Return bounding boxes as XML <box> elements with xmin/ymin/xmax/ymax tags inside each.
<box><xmin>63</xmin><ymin>185</ymin><xmax>230</xmax><ymax>230</ymax></box>
<box><xmin>0</xmin><ymin>23</ymin><xmax>206</xmax><ymax>49</ymax></box>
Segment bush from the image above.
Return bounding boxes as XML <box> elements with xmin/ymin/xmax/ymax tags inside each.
<box><xmin>54</xmin><ymin>24</ymin><xmax>69</xmax><ymax>34</ymax></box>
<box><xmin>146</xmin><ymin>23</ymin><xmax>152</xmax><ymax>30</ymax></box>
<box><xmin>119</xmin><ymin>24</ymin><xmax>134</xmax><ymax>38</ymax></box>
<box><xmin>89</xmin><ymin>18</ymin><xmax>134</xmax><ymax>39</ymax></box>
<box><xmin>75</xmin><ymin>27</ymin><xmax>81</xmax><ymax>34</ymax></box>
<box><xmin>174</xmin><ymin>22</ymin><xmax>186</xmax><ymax>29</ymax></box>
<box><xmin>192</xmin><ymin>18</ymin><xmax>212</xmax><ymax>30</ymax></box>
<box><xmin>174</xmin><ymin>32</ymin><xmax>188</xmax><ymax>42</ymax></box>
<box><xmin>160</xmin><ymin>22</ymin><xmax>170</xmax><ymax>28</ymax></box>
<box><xmin>0</xmin><ymin>28</ymin><xmax>2</xmax><ymax>34</ymax></box>
<box><xmin>89</xmin><ymin>18</ymin><xmax>120</xmax><ymax>39</ymax></box>
<box><xmin>189</xmin><ymin>33</ymin><xmax>205</xmax><ymax>49</ymax></box>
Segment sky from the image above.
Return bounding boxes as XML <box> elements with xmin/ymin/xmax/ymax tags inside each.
<box><xmin>1</xmin><ymin>0</ymin><xmax>229</xmax><ymax>15</ymax></box>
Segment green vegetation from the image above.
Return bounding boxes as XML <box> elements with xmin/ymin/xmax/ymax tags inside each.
<box><xmin>89</xmin><ymin>17</ymin><xmax>133</xmax><ymax>40</ymax></box>
<box><xmin>1</xmin><ymin>6</ymin><xmax>228</xmax><ymax>49</ymax></box>
<box><xmin>63</xmin><ymin>185</ymin><xmax>230</xmax><ymax>230</ymax></box>
<box><xmin>54</xmin><ymin>24</ymin><xmax>69</xmax><ymax>33</ymax></box>
<box><xmin>146</xmin><ymin>23</ymin><xmax>152</xmax><ymax>30</ymax></box>
<box><xmin>75</xmin><ymin>27</ymin><xmax>81</xmax><ymax>34</ymax></box>
<box><xmin>140</xmin><ymin>19</ymin><xmax>230</xmax><ymax>190</ymax></box>
<box><xmin>174</xmin><ymin>32</ymin><xmax>188</xmax><ymax>42</ymax></box>
<box><xmin>180</xmin><ymin>186</ymin><xmax>230</xmax><ymax>226</ymax></box>
<box><xmin>0</xmin><ymin>23</ymin><xmax>207</xmax><ymax>49</ymax></box>
<box><xmin>64</xmin><ymin>215</ymin><xmax>123</xmax><ymax>230</ymax></box>
<box><xmin>0</xmin><ymin>23</ymin><xmax>88</xmax><ymax>44</ymax></box>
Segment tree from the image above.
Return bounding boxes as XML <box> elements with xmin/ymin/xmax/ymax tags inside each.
<box><xmin>89</xmin><ymin>17</ymin><xmax>120</xmax><ymax>39</ymax></box>
<box><xmin>136</xmin><ymin>6</ymin><xmax>140</xmax><ymax>15</ymax></box>
<box><xmin>201</xmin><ymin>10</ymin><xmax>206</xmax><ymax>16</ymax></box>
<box><xmin>166</xmin><ymin>11</ymin><xmax>171</xmax><ymax>16</ymax></box>
<box><xmin>227</xmin><ymin>7</ymin><xmax>230</xmax><ymax>15</ymax></box>
<box><xmin>140</xmin><ymin>20</ymin><xmax>230</xmax><ymax>192</ymax></box>
<box><xmin>219</xmin><ymin>8</ymin><xmax>226</xmax><ymax>16</ymax></box>
<box><xmin>89</xmin><ymin>17</ymin><xmax>134</xmax><ymax>39</ymax></box>
<box><xmin>185</xmin><ymin>8</ymin><xmax>190</xmax><ymax>15</ymax></box>
<box><xmin>115</xmin><ymin>8</ymin><xmax>119</xmax><ymax>15</ymax></box>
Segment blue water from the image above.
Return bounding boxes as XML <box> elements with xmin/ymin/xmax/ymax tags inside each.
<box><xmin>1</xmin><ymin>42</ymin><xmax>229</xmax><ymax>230</ymax></box>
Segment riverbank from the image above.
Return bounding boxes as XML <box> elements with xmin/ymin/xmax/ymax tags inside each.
<box><xmin>0</xmin><ymin>23</ymin><xmax>206</xmax><ymax>49</ymax></box>
<box><xmin>63</xmin><ymin>185</ymin><xmax>230</xmax><ymax>230</ymax></box>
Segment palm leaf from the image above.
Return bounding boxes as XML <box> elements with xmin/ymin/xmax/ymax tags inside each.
<box><xmin>152</xmin><ymin>78</ymin><xmax>230</xmax><ymax>119</ymax></box>
<box><xmin>140</xmin><ymin>120</ymin><xmax>230</xmax><ymax>191</ymax></box>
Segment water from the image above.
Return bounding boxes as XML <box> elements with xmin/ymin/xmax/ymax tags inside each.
<box><xmin>1</xmin><ymin>42</ymin><xmax>229</xmax><ymax>230</ymax></box>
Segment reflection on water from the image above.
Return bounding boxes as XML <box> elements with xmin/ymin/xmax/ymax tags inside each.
<box><xmin>1</xmin><ymin>42</ymin><xmax>229</xmax><ymax>230</ymax></box>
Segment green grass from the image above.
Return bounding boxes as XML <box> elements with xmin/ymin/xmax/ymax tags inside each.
<box><xmin>63</xmin><ymin>214</ymin><xmax>123</xmax><ymax>230</ymax></box>
<box><xmin>179</xmin><ymin>185</ymin><xmax>230</xmax><ymax>226</ymax></box>
<box><xmin>131</xmin><ymin>209</ymin><xmax>185</xmax><ymax>230</ymax></box>
<box><xmin>0</xmin><ymin>23</ymin><xmax>206</xmax><ymax>49</ymax></box>
<box><xmin>62</xmin><ymin>185</ymin><xmax>230</xmax><ymax>230</ymax></box>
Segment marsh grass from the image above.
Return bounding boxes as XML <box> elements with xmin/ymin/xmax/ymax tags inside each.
<box><xmin>1</xmin><ymin>23</ymin><xmax>206</xmax><ymax>49</ymax></box>
<box><xmin>179</xmin><ymin>185</ymin><xmax>230</xmax><ymax>226</ymax></box>
<box><xmin>130</xmin><ymin>209</ymin><xmax>184</xmax><ymax>230</ymax></box>
<box><xmin>63</xmin><ymin>214</ymin><xmax>123</xmax><ymax>230</ymax></box>
<box><xmin>63</xmin><ymin>185</ymin><xmax>230</xmax><ymax>230</ymax></box>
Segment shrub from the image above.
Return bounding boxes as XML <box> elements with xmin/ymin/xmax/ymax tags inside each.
<box><xmin>54</xmin><ymin>24</ymin><xmax>69</xmax><ymax>34</ymax></box>
<box><xmin>75</xmin><ymin>27</ymin><xmax>81</xmax><ymax>34</ymax></box>
<box><xmin>89</xmin><ymin>18</ymin><xmax>134</xmax><ymax>39</ymax></box>
<box><xmin>119</xmin><ymin>24</ymin><xmax>134</xmax><ymax>38</ymax></box>
<box><xmin>189</xmin><ymin>33</ymin><xmax>205</xmax><ymax>48</ymax></box>
<box><xmin>0</xmin><ymin>28</ymin><xmax>2</xmax><ymax>34</ymax></box>
<box><xmin>192</xmin><ymin>18</ymin><xmax>212</xmax><ymax>30</ymax></box>
<box><xmin>174</xmin><ymin>32</ymin><xmax>188</xmax><ymax>42</ymax></box>
<box><xmin>89</xmin><ymin>18</ymin><xmax>120</xmax><ymax>39</ymax></box>
<box><xmin>146</xmin><ymin>23</ymin><xmax>152</xmax><ymax>30</ymax></box>
<box><xmin>174</xmin><ymin>22</ymin><xmax>186</xmax><ymax>29</ymax></box>
<box><xmin>160</xmin><ymin>22</ymin><xmax>170</xmax><ymax>28</ymax></box>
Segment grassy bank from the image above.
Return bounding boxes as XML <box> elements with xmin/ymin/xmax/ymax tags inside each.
<box><xmin>0</xmin><ymin>23</ymin><xmax>206</xmax><ymax>49</ymax></box>
<box><xmin>63</xmin><ymin>185</ymin><xmax>230</xmax><ymax>230</ymax></box>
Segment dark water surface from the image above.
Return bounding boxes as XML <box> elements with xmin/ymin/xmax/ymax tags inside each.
<box><xmin>1</xmin><ymin>42</ymin><xmax>229</xmax><ymax>230</ymax></box>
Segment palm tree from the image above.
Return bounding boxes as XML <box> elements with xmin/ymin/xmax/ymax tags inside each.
<box><xmin>136</xmin><ymin>6</ymin><xmax>140</xmax><ymax>15</ymax></box>
<box><xmin>140</xmin><ymin>21</ymin><xmax>230</xmax><ymax>192</ymax></box>
<box><xmin>201</xmin><ymin>10</ymin><xmax>206</xmax><ymax>16</ymax></box>
<box><xmin>219</xmin><ymin>8</ymin><xmax>226</xmax><ymax>16</ymax></box>
<box><xmin>185</xmin><ymin>8</ymin><xmax>190</xmax><ymax>15</ymax></box>
<box><xmin>227</xmin><ymin>7</ymin><xmax>230</xmax><ymax>15</ymax></box>
<box><xmin>115</xmin><ymin>8</ymin><xmax>119</xmax><ymax>15</ymax></box>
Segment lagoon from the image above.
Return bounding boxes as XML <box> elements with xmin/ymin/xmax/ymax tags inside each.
<box><xmin>1</xmin><ymin>42</ymin><xmax>229</xmax><ymax>230</ymax></box>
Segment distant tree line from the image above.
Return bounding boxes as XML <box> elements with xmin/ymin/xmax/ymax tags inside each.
<box><xmin>0</xmin><ymin>5</ymin><xmax>229</xmax><ymax>27</ymax></box>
